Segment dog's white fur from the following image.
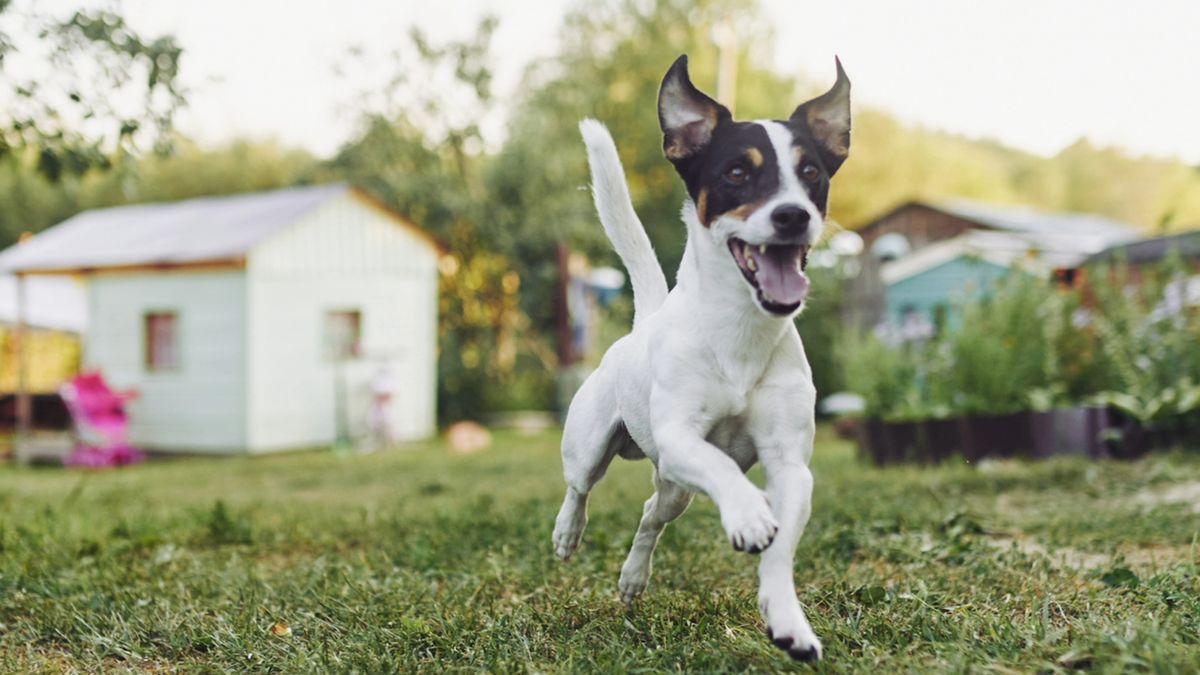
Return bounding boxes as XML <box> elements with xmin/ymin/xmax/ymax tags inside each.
<box><xmin>552</xmin><ymin>119</ymin><xmax>824</xmax><ymax>657</ymax></box>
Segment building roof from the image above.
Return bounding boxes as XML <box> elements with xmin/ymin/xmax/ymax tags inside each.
<box><xmin>933</xmin><ymin>198</ymin><xmax>1135</xmax><ymax>240</ymax></box>
<box><xmin>1083</xmin><ymin>229</ymin><xmax>1200</xmax><ymax>266</ymax></box>
<box><xmin>0</xmin><ymin>183</ymin><xmax>439</xmax><ymax>275</ymax></box>
<box><xmin>860</xmin><ymin>198</ymin><xmax>1140</xmax><ymax>253</ymax></box>
<box><xmin>880</xmin><ymin>228</ymin><xmax>1116</xmax><ymax>286</ymax></box>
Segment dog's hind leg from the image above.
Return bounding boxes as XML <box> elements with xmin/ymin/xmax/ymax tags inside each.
<box><xmin>553</xmin><ymin>368</ymin><xmax>623</xmax><ymax>560</ymax></box>
<box><xmin>618</xmin><ymin>471</ymin><xmax>692</xmax><ymax>603</ymax></box>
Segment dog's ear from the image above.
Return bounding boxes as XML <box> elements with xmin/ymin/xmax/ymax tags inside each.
<box><xmin>792</xmin><ymin>57</ymin><xmax>851</xmax><ymax>174</ymax></box>
<box><xmin>658</xmin><ymin>54</ymin><xmax>731</xmax><ymax>161</ymax></box>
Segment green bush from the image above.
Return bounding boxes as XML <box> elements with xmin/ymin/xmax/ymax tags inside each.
<box><xmin>1087</xmin><ymin>251</ymin><xmax>1200</xmax><ymax>427</ymax></box>
<box><xmin>936</xmin><ymin>273</ymin><xmax>1062</xmax><ymax>415</ymax></box>
<box><xmin>840</xmin><ymin>272</ymin><xmax>1064</xmax><ymax>420</ymax></box>
<box><xmin>837</xmin><ymin>329</ymin><xmax>931</xmax><ymax>420</ymax></box>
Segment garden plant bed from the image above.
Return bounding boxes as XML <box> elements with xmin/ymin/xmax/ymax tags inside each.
<box><xmin>856</xmin><ymin>406</ymin><xmax>1137</xmax><ymax>465</ymax></box>
<box><xmin>842</xmin><ymin>260</ymin><xmax>1200</xmax><ymax>469</ymax></box>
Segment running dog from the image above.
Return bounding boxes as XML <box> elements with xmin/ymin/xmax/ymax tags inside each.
<box><xmin>552</xmin><ymin>54</ymin><xmax>850</xmax><ymax>662</ymax></box>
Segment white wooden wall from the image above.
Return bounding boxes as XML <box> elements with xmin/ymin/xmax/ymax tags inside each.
<box><xmin>245</xmin><ymin>193</ymin><xmax>438</xmax><ymax>452</ymax></box>
<box><xmin>84</xmin><ymin>271</ymin><xmax>247</xmax><ymax>452</ymax></box>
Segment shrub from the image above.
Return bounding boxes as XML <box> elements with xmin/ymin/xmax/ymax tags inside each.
<box><xmin>837</xmin><ymin>328</ymin><xmax>931</xmax><ymax>420</ymax></box>
<box><xmin>935</xmin><ymin>272</ymin><xmax>1062</xmax><ymax>415</ymax></box>
<box><xmin>1087</xmin><ymin>251</ymin><xmax>1200</xmax><ymax>428</ymax></box>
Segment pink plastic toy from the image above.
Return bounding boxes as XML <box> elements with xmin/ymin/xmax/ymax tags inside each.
<box><xmin>59</xmin><ymin>372</ymin><xmax>144</xmax><ymax>468</ymax></box>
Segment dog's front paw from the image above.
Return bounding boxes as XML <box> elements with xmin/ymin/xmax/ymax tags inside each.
<box><xmin>721</xmin><ymin>490</ymin><xmax>779</xmax><ymax>553</ymax></box>
<box><xmin>618</xmin><ymin>555</ymin><xmax>651</xmax><ymax>604</ymax></box>
<box><xmin>552</xmin><ymin>499</ymin><xmax>588</xmax><ymax>560</ymax></box>
<box><xmin>762</xmin><ymin>596</ymin><xmax>822</xmax><ymax>662</ymax></box>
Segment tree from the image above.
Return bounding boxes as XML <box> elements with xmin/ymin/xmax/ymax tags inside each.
<box><xmin>0</xmin><ymin>3</ymin><xmax>184</xmax><ymax>180</ymax></box>
<box><xmin>325</xmin><ymin>18</ymin><xmax>554</xmax><ymax>422</ymax></box>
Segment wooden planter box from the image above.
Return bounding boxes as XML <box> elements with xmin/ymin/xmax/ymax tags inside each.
<box><xmin>1104</xmin><ymin>410</ymin><xmax>1200</xmax><ymax>459</ymax></box>
<box><xmin>857</xmin><ymin>406</ymin><xmax>1114</xmax><ymax>466</ymax></box>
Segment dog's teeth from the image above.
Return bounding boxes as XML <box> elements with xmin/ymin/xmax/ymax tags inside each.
<box><xmin>759</xmin><ymin>244</ymin><xmax>767</xmax><ymax>255</ymax></box>
<box><xmin>744</xmin><ymin>243</ymin><xmax>754</xmax><ymax>260</ymax></box>
<box><xmin>795</xmin><ymin>257</ymin><xmax>803</xmax><ymax>273</ymax></box>
<box><xmin>747</xmin><ymin>256</ymin><xmax>758</xmax><ymax>272</ymax></box>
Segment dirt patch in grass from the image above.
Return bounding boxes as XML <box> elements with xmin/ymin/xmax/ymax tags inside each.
<box><xmin>984</xmin><ymin>533</ymin><xmax>1196</xmax><ymax>571</ymax></box>
<box><xmin>2</xmin><ymin>644</ymin><xmax>180</xmax><ymax>674</ymax></box>
<box><xmin>1131</xmin><ymin>480</ymin><xmax>1200</xmax><ymax>513</ymax></box>
<box><xmin>884</xmin><ymin>527</ymin><xmax>1194</xmax><ymax>574</ymax></box>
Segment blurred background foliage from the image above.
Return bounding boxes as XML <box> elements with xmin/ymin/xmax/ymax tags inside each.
<box><xmin>4</xmin><ymin>0</ymin><xmax>1200</xmax><ymax>422</ymax></box>
<box><xmin>0</xmin><ymin>2</ymin><xmax>185</xmax><ymax>180</ymax></box>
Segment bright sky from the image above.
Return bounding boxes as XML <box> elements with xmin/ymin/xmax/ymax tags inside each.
<box><xmin>23</xmin><ymin>0</ymin><xmax>1200</xmax><ymax>163</ymax></box>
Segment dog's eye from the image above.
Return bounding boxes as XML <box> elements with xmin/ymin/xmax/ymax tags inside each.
<box><xmin>799</xmin><ymin>163</ymin><xmax>821</xmax><ymax>183</ymax></box>
<box><xmin>723</xmin><ymin>165</ymin><xmax>749</xmax><ymax>186</ymax></box>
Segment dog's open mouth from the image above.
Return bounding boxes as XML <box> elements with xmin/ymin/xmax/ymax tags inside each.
<box><xmin>728</xmin><ymin>238</ymin><xmax>810</xmax><ymax>314</ymax></box>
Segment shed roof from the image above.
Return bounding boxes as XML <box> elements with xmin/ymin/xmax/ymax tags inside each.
<box><xmin>0</xmin><ymin>183</ymin><xmax>438</xmax><ymax>275</ymax></box>
<box><xmin>1083</xmin><ymin>229</ymin><xmax>1200</xmax><ymax>266</ymax></box>
<box><xmin>880</xmin><ymin>228</ymin><xmax>1118</xmax><ymax>286</ymax></box>
<box><xmin>860</xmin><ymin>198</ymin><xmax>1139</xmax><ymax>253</ymax></box>
<box><xmin>933</xmin><ymin>198</ymin><xmax>1135</xmax><ymax>240</ymax></box>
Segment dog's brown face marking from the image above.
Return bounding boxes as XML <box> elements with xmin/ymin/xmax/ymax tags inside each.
<box><xmin>725</xmin><ymin>199</ymin><xmax>767</xmax><ymax>223</ymax></box>
<box><xmin>677</xmin><ymin>122</ymin><xmax>783</xmax><ymax>228</ymax></box>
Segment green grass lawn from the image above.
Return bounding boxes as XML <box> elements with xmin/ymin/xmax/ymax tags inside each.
<box><xmin>1</xmin><ymin>429</ymin><xmax>1198</xmax><ymax>673</ymax></box>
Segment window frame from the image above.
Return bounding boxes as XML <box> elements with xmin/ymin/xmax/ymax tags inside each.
<box><xmin>323</xmin><ymin>308</ymin><xmax>363</xmax><ymax>361</ymax></box>
<box><xmin>144</xmin><ymin>310</ymin><xmax>181</xmax><ymax>373</ymax></box>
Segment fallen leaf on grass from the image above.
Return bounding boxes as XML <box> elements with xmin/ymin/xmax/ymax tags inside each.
<box><xmin>855</xmin><ymin>585</ymin><xmax>887</xmax><ymax>604</ymax></box>
<box><xmin>1100</xmin><ymin>566</ymin><xmax>1139</xmax><ymax>589</ymax></box>
<box><xmin>269</xmin><ymin>622</ymin><xmax>292</xmax><ymax>637</ymax></box>
<box><xmin>1057</xmin><ymin>650</ymin><xmax>1094</xmax><ymax>669</ymax></box>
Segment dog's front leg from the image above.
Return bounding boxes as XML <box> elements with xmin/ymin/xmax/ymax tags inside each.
<box><xmin>650</xmin><ymin>414</ymin><xmax>778</xmax><ymax>553</ymax></box>
<box><xmin>751</xmin><ymin>389</ymin><xmax>822</xmax><ymax>661</ymax></box>
<box><xmin>757</xmin><ymin>454</ymin><xmax>820</xmax><ymax>661</ymax></box>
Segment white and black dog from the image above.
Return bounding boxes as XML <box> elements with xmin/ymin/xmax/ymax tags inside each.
<box><xmin>552</xmin><ymin>54</ymin><xmax>850</xmax><ymax>662</ymax></box>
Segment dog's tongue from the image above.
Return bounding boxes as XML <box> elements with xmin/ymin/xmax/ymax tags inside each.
<box><xmin>755</xmin><ymin>247</ymin><xmax>809</xmax><ymax>305</ymax></box>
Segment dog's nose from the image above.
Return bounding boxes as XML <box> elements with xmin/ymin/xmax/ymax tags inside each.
<box><xmin>771</xmin><ymin>205</ymin><xmax>810</xmax><ymax>236</ymax></box>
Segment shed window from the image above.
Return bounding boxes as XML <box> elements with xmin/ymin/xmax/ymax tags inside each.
<box><xmin>324</xmin><ymin>310</ymin><xmax>362</xmax><ymax>360</ymax></box>
<box><xmin>145</xmin><ymin>311</ymin><xmax>180</xmax><ymax>371</ymax></box>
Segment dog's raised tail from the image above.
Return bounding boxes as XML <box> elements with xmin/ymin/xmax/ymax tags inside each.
<box><xmin>579</xmin><ymin>119</ymin><xmax>669</xmax><ymax>324</ymax></box>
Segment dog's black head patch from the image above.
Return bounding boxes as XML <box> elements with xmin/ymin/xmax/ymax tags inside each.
<box><xmin>657</xmin><ymin>55</ymin><xmax>851</xmax><ymax>228</ymax></box>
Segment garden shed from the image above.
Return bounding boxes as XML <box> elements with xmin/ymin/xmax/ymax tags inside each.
<box><xmin>0</xmin><ymin>184</ymin><xmax>441</xmax><ymax>453</ymax></box>
<box><xmin>878</xmin><ymin>227</ymin><xmax>1123</xmax><ymax>330</ymax></box>
<box><xmin>848</xmin><ymin>198</ymin><xmax>1139</xmax><ymax>328</ymax></box>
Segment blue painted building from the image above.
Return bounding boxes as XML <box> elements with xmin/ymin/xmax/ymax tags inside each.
<box><xmin>850</xmin><ymin>199</ymin><xmax>1141</xmax><ymax>331</ymax></box>
<box><xmin>883</xmin><ymin>253</ymin><xmax>1014</xmax><ymax>331</ymax></box>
